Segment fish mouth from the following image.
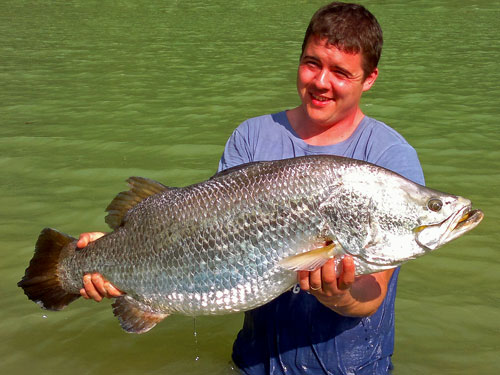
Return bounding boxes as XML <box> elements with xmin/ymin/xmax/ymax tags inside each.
<box><xmin>447</xmin><ymin>208</ymin><xmax>484</xmax><ymax>242</ymax></box>
<box><xmin>416</xmin><ymin>206</ymin><xmax>484</xmax><ymax>250</ymax></box>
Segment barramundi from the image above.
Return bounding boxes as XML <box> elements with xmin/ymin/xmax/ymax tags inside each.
<box><xmin>18</xmin><ymin>155</ymin><xmax>483</xmax><ymax>333</ymax></box>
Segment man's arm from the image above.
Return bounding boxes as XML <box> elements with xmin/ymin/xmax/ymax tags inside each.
<box><xmin>298</xmin><ymin>256</ymin><xmax>393</xmax><ymax>317</ymax></box>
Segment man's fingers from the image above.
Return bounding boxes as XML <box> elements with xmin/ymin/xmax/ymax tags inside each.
<box><xmin>104</xmin><ymin>282</ymin><xmax>123</xmax><ymax>297</ymax></box>
<box><xmin>80</xmin><ymin>288</ymin><xmax>90</xmax><ymax>299</ymax></box>
<box><xmin>298</xmin><ymin>260</ymin><xmax>337</xmax><ymax>292</ymax></box>
<box><xmin>308</xmin><ymin>268</ymin><xmax>322</xmax><ymax>292</ymax></box>
<box><xmin>77</xmin><ymin>232</ymin><xmax>106</xmax><ymax>249</ymax></box>
<box><xmin>76</xmin><ymin>235</ymin><xmax>88</xmax><ymax>248</ymax></box>
<box><xmin>82</xmin><ymin>272</ymin><xmax>123</xmax><ymax>301</ymax></box>
<box><xmin>298</xmin><ymin>270</ymin><xmax>310</xmax><ymax>290</ymax></box>
<box><xmin>83</xmin><ymin>274</ymin><xmax>103</xmax><ymax>302</ymax></box>
<box><xmin>298</xmin><ymin>257</ymin><xmax>356</xmax><ymax>294</ymax></box>
<box><xmin>338</xmin><ymin>256</ymin><xmax>355</xmax><ymax>290</ymax></box>
<box><xmin>91</xmin><ymin>273</ymin><xmax>107</xmax><ymax>296</ymax></box>
<box><xmin>321</xmin><ymin>259</ymin><xmax>337</xmax><ymax>285</ymax></box>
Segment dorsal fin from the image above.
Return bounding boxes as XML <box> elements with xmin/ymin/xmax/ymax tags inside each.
<box><xmin>105</xmin><ymin>177</ymin><xmax>173</xmax><ymax>229</ymax></box>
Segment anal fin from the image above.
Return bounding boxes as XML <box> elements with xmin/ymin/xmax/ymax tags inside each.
<box><xmin>112</xmin><ymin>296</ymin><xmax>169</xmax><ymax>334</ymax></box>
<box><xmin>279</xmin><ymin>243</ymin><xmax>339</xmax><ymax>271</ymax></box>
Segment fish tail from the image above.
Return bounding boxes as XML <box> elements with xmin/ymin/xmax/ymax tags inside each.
<box><xmin>18</xmin><ymin>228</ymin><xmax>81</xmax><ymax>310</ymax></box>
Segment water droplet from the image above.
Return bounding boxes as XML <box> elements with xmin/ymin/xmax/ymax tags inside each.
<box><xmin>192</xmin><ymin>317</ymin><xmax>200</xmax><ymax>362</ymax></box>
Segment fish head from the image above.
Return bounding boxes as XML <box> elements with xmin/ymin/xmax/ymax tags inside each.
<box><xmin>330</xmin><ymin>167</ymin><xmax>484</xmax><ymax>274</ymax></box>
<box><xmin>413</xmin><ymin>193</ymin><xmax>484</xmax><ymax>251</ymax></box>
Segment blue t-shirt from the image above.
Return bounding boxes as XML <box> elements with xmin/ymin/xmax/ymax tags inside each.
<box><xmin>219</xmin><ymin>111</ymin><xmax>425</xmax><ymax>375</ymax></box>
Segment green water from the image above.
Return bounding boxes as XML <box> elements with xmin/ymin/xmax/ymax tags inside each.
<box><xmin>2</xmin><ymin>0</ymin><xmax>499</xmax><ymax>374</ymax></box>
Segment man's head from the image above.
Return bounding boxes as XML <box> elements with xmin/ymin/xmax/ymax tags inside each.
<box><xmin>301</xmin><ymin>2</ymin><xmax>383</xmax><ymax>79</ymax></box>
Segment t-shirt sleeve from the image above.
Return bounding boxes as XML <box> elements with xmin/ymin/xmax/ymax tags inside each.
<box><xmin>218</xmin><ymin>125</ymin><xmax>253</xmax><ymax>172</ymax></box>
<box><xmin>374</xmin><ymin>143</ymin><xmax>425</xmax><ymax>185</ymax></box>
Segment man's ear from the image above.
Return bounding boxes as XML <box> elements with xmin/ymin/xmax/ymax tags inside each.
<box><xmin>362</xmin><ymin>68</ymin><xmax>379</xmax><ymax>92</ymax></box>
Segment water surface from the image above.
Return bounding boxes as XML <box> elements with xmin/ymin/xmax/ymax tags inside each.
<box><xmin>1</xmin><ymin>1</ymin><xmax>499</xmax><ymax>374</ymax></box>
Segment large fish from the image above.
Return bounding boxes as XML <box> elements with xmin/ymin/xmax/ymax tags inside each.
<box><xmin>18</xmin><ymin>155</ymin><xmax>483</xmax><ymax>333</ymax></box>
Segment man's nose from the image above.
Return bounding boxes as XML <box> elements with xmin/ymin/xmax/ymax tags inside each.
<box><xmin>314</xmin><ymin>69</ymin><xmax>330</xmax><ymax>89</ymax></box>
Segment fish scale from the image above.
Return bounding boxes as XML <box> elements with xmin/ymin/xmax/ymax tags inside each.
<box><xmin>18</xmin><ymin>155</ymin><xmax>483</xmax><ymax>333</ymax></box>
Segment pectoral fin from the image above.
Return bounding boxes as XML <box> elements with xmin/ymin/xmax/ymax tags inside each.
<box><xmin>279</xmin><ymin>243</ymin><xmax>339</xmax><ymax>271</ymax></box>
<box><xmin>112</xmin><ymin>296</ymin><xmax>169</xmax><ymax>334</ymax></box>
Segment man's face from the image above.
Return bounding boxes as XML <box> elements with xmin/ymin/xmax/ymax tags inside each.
<box><xmin>296</xmin><ymin>35</ymin><xmax>377</xmax><ymax>128</ymax></box>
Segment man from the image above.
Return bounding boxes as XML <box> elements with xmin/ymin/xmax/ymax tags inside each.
<box><xmin>78</xmin><ymin>2</ymin><xmax>424</xmax><ymax>374</ymax></box>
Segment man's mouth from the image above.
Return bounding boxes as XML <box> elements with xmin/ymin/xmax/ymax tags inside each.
<box><xmin>311</xmin><ymin>93</ymin><xmax>332</xmax><ymax>102</ymax></box>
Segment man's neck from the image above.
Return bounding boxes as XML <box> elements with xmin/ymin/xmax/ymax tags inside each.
<box><xmin>286</xmin><ymin>107</ymin><xmax>365</xmax><ymax>146</ymax></box>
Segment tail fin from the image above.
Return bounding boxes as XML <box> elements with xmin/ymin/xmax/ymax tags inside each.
<box><xmin>18</xmin><ymin>228</ymin><xmax>81</xmax><ymax>310</ymax></box>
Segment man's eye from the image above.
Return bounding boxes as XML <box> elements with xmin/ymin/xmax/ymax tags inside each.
<box><xmin>305</xmin><ymin>61</ymin><xmax>319</xmax><ymax>68</ymax></box>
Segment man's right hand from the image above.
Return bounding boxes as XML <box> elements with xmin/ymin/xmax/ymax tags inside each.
<box><xmin>77</xmin><ymin>232</ymin><xmax>124</xmax><ymax>301</ymax></box>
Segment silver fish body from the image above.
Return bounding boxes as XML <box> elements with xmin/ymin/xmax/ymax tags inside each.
<box><xmin>19</xmin><ymin>155</ymin><xmax>483</xmax><ymax>333</ymax></box>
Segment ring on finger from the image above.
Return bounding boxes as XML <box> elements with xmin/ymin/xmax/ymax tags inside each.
<box><xmin>310</xmin><ymin>285</ymin><xmax>321</xmax><ymax>291</ymax></box>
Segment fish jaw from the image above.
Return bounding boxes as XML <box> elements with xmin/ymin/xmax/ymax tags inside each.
<box><xmin>415</xmin><ymin>203</ymin><xmax>484</xmax><ymax>251</ymax></box>
<box><xmin>442</xmin><ymin>208</ymin><xmax>483</xmax><ymax>243</ymax></box>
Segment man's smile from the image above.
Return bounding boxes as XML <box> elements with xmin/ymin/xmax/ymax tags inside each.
<box><xmin>310</xmin><ymin>93</ymin><xmax>333</xmax><ymax>103</ymax></box>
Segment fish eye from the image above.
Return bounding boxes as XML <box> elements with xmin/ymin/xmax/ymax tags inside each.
<box><xmin>427</xmin><ymin>198</ymin><xmax>443</xmax><ymax>212</ymax></box>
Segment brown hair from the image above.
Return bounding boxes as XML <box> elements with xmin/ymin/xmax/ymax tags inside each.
<box><xmin>301</xmin><ymin>2</ymin><xmax>383</xmax><ymax>78</ymax></box>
